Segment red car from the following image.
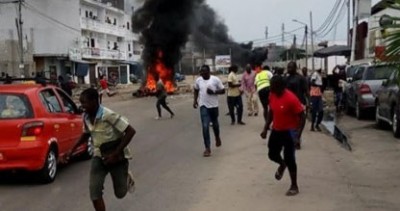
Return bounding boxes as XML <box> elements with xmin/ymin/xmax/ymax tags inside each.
<box><xmin>0</xmin><ymin>83</ymin><xmax>92</xmax><ymax>183</ymax></box>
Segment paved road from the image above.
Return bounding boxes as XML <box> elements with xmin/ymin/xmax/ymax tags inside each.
<box><xmin>1</xmin><ymin>94</ymin><xmax>399</xmax><ymax>211</ymax></box>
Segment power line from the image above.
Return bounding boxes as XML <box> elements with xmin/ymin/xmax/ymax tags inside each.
<box><xmin>23</xmin><ymin>1</ymin><xmax>81</xmax><ymax>34</ymax></box>
<box><xmin>316</xmin><ymin>1</ymin><xmax>346</xmax><ymax>38</ymax></box>
<box><xmin>315</xmin><ymin>0</ymin><xmax>341</xmax><ymax>33</ymax></box>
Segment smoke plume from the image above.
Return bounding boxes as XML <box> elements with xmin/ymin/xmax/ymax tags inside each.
<box><xmin>132</xmin><ymin>0</ymin><xmax>268</xmax><ymax>79</ymax></box>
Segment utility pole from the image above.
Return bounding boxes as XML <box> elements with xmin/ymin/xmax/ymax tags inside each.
<box><xmin>293</xmin><ymin>35</ymin><xmax>297</xmax><ymax>61</ymax></box>
<box><xmin>16</xmin><ymin>0</ymin><xmax>26</xmax><ymax>76</ymax></box>
<box><xmin>350</xmin><ymin>0</ymin><xmax>359</xmax><ymax>62</ymax></box>
<box><xmin>347</xmin><ymin>0</ymin><xmax>351</xmax><ymax>47</ymax></box>
<box><xmin>305</xmin><ymin>25</ymin><xmax>308</xmax><ymax>69</ymax></box>
<box><xmin>265</xmin><ymin>26</ymin><xmax>268</xmax><ymax>39</ymax></box>
<box><xmin>310</xmin><ymin>11</ymin><xmax>315</xmax><ymax>72</ymax></box>
<box><xmin>282</xmin><ymin>23</ymin><xmax>285</xmax><ymax>64</ymax></box>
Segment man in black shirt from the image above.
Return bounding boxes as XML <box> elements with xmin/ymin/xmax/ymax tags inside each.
<box><xmin>285</xmin><ymin>61</ymin><xmax>309</xmax><ymax>149</ymax></box>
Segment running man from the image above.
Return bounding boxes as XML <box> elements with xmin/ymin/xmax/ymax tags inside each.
<box><xmin>99</xmin><ymin>75</ymin><xmax>116</xmax><ymax>104</ymax></box>
<box><xmin>62</xmin><ymin>88</ymin><xmax>136</xmax><ymax>211</ymax></box>
<box><xmin>193</xmin><ymin>65</ymin><xmax>225</xmax><ymax>157</ymax></box>
<box><xmin>260</xmin><ymin>75</ymin><xmax>305</xmax><ymax>196</ymax></box>
<box><xmin>154</xmin><ymin>75</ymin><xmax>174</xmax><ymax>120</ymax></box>
<box><xmin>310</xmin><ymin>69</ymin><xmax>324</xmax><ymax>131</ymax></box>
<box><xmin>255</xmin><ymin>66</ymin><xmax>273</xmax><ymax>121</ymax></box>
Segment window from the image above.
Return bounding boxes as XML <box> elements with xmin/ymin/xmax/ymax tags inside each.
<box><xmin>128</xmin><ymin>43</ymin><xmax>131</xmax><ymax>51</ymax></box>
<box><xmin>89</xmin><ymin>11</ymin><xmax>93</xmax><ymax>18</ymax></box>
<box><xmin>113</xmin><ymin>18</ymin><xmax>117</xmax><ymax>25</ymax></box>
<box><xmin>365</xmin><ymin>66</ymin><xmax>394</xmax><ymax>80</ymax></box>
<box><xmin>39</xmin><ymin>89</ymin><xmax>62</xmax><ymax>113</ymax></box>
<box><xmin>91</xmin><ymin>38</ymin><xmax>95</xmax><ymax>48</ymax></box>
<box><xmin>0</xmin><ymin>94</ymin><xmax>33</xmax><ymax>119</ymax></box>
<box><xmin>127</xmin><ymin>22</ymin><xmax>130</xmax><ymax>30</ymax></box>
<box><xmin>107</xmin><ymin>41</ymin><xmax>111</xmax><ymax>50</ymax></box>
<box><xmin>85</xmin><ymin>10</ymin><xmax>89</xmax><ymax>18</ymax></box>
<box><xmin>55</xmin><ymin>89</ymin><xmax>77</xmax><ymax>114</ymax></box>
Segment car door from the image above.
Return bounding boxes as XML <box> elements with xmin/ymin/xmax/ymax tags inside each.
<box><xmin>387</xmin><ymin>68</ymin><xmax>399</xmax><ymax>118</ymax></box>
<box><xmin>377</xmin><ymin>66</ymin><xmax>393</xmax><ymax>118</ymax></box>
<box><xmin>54</xmin><ymin>88</ymin><xmax>83</xmax><ymax>150</ymax></box>
<box><xmin>39</xmin><ymin>88</ymin><xmax>71</xmax><ymax>154</ymax></box>
<box><xmin>349</xmin><ymin>66</ymin><xmax>365</xmax><ymax>107</ymax></box>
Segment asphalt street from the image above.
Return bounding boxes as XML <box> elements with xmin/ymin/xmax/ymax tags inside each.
<box><xmin>0</xmin><ymin>94</ymin><xmax>400</xmax><ymax>211</ymax></box>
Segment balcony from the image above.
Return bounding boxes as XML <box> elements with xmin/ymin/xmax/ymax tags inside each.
<box><xmin>81</xmin><ymin>17</ymin><xmax>128</xmax><ymax>37</ymax></box>
<box><xmin>81</xmin><ymin>0</ymin><xmax>124</xmax><ymax>15</ymax></box>
<box><xmin>81</xmin><ymin>47</ymin><xmax>126</xmax><ymax>60</ymax></box>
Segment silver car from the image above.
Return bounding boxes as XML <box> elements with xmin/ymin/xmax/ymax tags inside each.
<box><xmin>345</xmin><ymin>64</ymin><xmax>395</xmax><ymax>119</ymax></box>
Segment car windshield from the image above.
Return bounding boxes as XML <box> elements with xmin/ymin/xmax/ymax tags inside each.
<box><xmin>0</xmin><ymin>94</ymin><xmax>33</xmax><ymax>119</ymax></box>
<box><xmin>365</xmin><ymin>66</ymin><xmax>395</xmax><ymax>80</ymax></box>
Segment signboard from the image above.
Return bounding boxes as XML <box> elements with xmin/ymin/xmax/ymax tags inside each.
<box><xmin>358</xmin><ymin>0</ymin><xmax>371</xmax><ymax>20</ymax></box>
<box><xmin>215</xmin><ymin>55</ymin><xmax>231</xmax><ymax>69</ymax></box>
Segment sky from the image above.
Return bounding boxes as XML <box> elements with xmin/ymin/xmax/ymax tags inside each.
<box><xmin>206</xmin><ymin>0</ymin><xmax>380</xmax><ymax>45</ymax></box>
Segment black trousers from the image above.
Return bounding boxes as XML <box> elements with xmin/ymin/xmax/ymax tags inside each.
<box><xmin>156</xmin><ymin>96</ymin><xmax>174</xmax><ymax>117</ymax></box>
<box><xmin>268</xmin><ymin>130</ymin><xmax>297</xmax><ymax>173</ymax></box>
<box><xmin>227</xmin><ymin>96</ymin><xmax>243</xmax><ymax>123</ymax></box>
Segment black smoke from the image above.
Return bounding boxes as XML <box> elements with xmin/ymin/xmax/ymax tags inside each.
<box><xmin>132</xmin><ymin>0</ymin><xmax>268</xmax><ymax>77</ymax></box>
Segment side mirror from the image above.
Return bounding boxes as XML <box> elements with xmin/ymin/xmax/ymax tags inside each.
<box><xmin>382</xmin><ymin>79</ymin><xmax>388</xmax><ymax>86</ymax></box>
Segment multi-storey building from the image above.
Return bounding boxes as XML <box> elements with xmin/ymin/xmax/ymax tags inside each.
<box><xmin>0</xmin><ymin>0</ymin><xmax>142</xmax><ymax>84</ymax></box>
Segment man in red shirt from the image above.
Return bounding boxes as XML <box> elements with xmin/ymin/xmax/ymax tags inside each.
<box><xmin>260</xmin><ymin>75</ymin><xmax>305</xmax><ymax>196</ymax></box>
<box><xmin>99</xmin><ymin>75</ymin><xmax>116</xmax><ymax>103</ymax></box>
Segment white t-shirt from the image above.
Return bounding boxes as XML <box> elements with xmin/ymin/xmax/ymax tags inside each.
<box><xmin>194</xmin><ymin>75</ymin><xmax>225</xmax><ymax>108</ymax></box>
<box><xmin>311</xmin><ymin>72</ymin><xmax>323</xmax><ymax>86</ymax></box>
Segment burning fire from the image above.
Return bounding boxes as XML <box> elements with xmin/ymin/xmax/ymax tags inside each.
<box><xmin>145</xmin><ymin>50</ymin><xmax>175</xmax><ymax>93</ymax></box>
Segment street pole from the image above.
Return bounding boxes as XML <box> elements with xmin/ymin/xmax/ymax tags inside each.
<box><xmin>17</xmin><ymin>0</ymin><xmax>25</xmax><ymax>76</ymax></box>
<box><xmin>282</xmin><ymin>23</ymin><xmax>285</xmax><ymax>66</ymax></box>
<box><xmin>305</xmin><ymin>25</ymin><xmax>308</xmax><ymax>70</ymax></box>
<box><xmin>310</xmin><ymin>11</ymin><xmax>315</xmax><ymax>72</ymax></box>
<box><xmin>350</xmin><ymin>0</ymin><xmax>359</xmax><ymax>62</ymax></box>
<box><xmin>293</xmin><ymin>35</ymin><xmax>297</xmax><ymax>61</ymax></box>
<box><xmin>347</xmin><ymin>0</ymin><xmax>351</xmax><ymax>47</ymax></box>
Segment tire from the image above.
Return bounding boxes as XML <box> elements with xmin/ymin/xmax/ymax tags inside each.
<box><xmin>392</xmin><ymin>111</ymin><xmax>400</xmax><ymax>138</ymax></box>
<box><xmin>81</xmin><ymin>137</ymin><xmax>94</xmax><ymax>160</ymax></box>
<box><xmin>355</xmin><ymin>100</ymin><xmax>364</xmax><ymax>120</ymax></box>
<box><xmin>375</xmin><ymin>105</ymin><xmax>385</xmax><ymax>128</ymax></box>
<box><xmin>39</xmin><ymin>147</ymin><xmax>57</xmax><ymax>183</ymax></box>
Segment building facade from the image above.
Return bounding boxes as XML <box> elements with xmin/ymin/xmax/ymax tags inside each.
<box><xmin>0</xmin><ymin>0</ymin><xmax>143</xmax><ymax>84</ymax></box>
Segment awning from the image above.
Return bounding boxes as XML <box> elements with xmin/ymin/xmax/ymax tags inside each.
<box><xmin>313</xmin><ymin>45</ymin><xmax>351</xmax><ymax>58</ymax></box>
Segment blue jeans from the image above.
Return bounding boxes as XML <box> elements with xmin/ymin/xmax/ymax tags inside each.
<box><xmin>311</xmin><ymin>96</ymin><xmax>323</xmax><ymax>126</ymax></box>
<box><xmin>200</xmin><ymin>106</ymin><xmax>220</xmax><ymax>149</ymax></box>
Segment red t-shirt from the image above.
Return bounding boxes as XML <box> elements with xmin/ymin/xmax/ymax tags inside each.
<box><xmin>269</xmin><ymin>89</ymin><xmax>304</xmax><ymax>131</ymax></box>
<box><xmin>100</xmin><ymin>79</ymin><xmax>108</xmax><ymax>89</ymax></box>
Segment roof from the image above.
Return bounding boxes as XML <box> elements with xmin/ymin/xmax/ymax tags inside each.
<box><xmin>313</xmin><ymin>45</ymin><xmax>351</xmax><ymax>58</ymax></box>
<box><xmin>372</xmin><ymin>0</ymin><xmax>395</xmax><ymax>15</ymax></box>
<box><xmin>0</xmin><ymin>84</ymin><xmax>44</xmax><ymax>94</ymax></box>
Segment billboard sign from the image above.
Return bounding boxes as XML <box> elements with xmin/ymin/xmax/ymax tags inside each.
<box><xmin>215</xmin><ymin>55</ymin><xmax>231</xmax><ymax>69</ymax></box>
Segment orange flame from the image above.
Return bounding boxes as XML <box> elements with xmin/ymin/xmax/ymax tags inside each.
<box><xmin>145</xmin><ymin>50</ymin><xmax>175</xmax><ymax>93</ymax></box>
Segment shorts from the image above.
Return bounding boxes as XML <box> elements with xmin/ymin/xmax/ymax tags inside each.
<box><xmin>100</xmin><ymin>88</ymin><xmax>110</xmax><ymax>94</ymax></box>
<box><xmin>89</xmin><ymin>157</ymin><xmax>129</xmax><ymax>200</ymax></box>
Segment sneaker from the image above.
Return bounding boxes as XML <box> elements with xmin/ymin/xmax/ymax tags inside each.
<box><xmin>238</xmin><ymin>121</ymin><xmax>246</xmax><ymax>125</ymax></box>
<box><xmin>248</xmin><ymin>113</ymin><xmax>253</xmax><ymax>116</ymax></box>
<box><xmin>316</xmin><ymin>125</ymin><xmax>322</xmax><ymax>131</ymax></box>
<box><xmin>203</xmin><ymin>148</ymin><xmax>211</xmax><ymax>157</ymax></box>
<box><xmin>154</xmin><ymin>116</ymin><xmax>161</xmax><ymax>120</ymax></box>
<box><xmin>254</xmin><ymin>113</ymin><xmax>258</xmax><ymax>116</ymax></box>
<box><xmin>170</xmin><ymin>114</ymin><xmax>175</xmax><ymax>119</ymax></box>
<box><xmin>127</xmin><ymin>171</ymin><xmax>135</xmax><ymax>193</ymax></box>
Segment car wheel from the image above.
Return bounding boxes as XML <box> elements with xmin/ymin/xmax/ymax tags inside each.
<box><xmin>375</xmin><ymin>105</ymin><xmax>385</xmax><ymax>128</ymax></box>
<box><xmin>81</xmin><ymin>137</ymin><xmax>94</xmax><ymax>160</ymax></box>
<box><xmin>40</xmin><ymin>147</ymin><xmax>57</xmax><ymax>183</ymax></box>
<box><xmin>392</xmin><ymin>111</ymin><xmax>400</xmax><ymax>138</ymax></box>
<box><xmin>355</xmin><ymin>100</ymin><xmax>363</xmax><ymax>120</ymax></box>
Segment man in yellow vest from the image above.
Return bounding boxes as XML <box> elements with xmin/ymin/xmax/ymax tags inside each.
<box><xmin>255</xmin><ymin>65</ymin><xmax>273</xmax><ymax>121</ymax></box>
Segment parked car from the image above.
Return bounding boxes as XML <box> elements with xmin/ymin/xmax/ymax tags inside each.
<box><xmin>344</xmin><ymin>63</ymin><xmax>395</xmax><ymax>119</ymax></box>
<box><xmin>375</xmin><ymin>65</ymin><xmax>400</xmax><ymax>137</ymax></box>
<box><xmin>0</xmin><ymin>82</ymin><xmax>92</xmax><ymax>183</ymax></box>
<box><xmin>175</xmin><ymin>73</ymin><xmax>185</xmax><ymax>82</ymax></box>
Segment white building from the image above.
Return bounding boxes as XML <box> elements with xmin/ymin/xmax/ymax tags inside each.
<box><xmin>0</xmin><ymin>0</ymin><xmax>143</xmax><ymax>84</ymax></box>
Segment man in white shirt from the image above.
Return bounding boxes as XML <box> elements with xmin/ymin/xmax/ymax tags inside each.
<box><xmin>193</xmin><ymin>65</ymin><xmax>226</xmax><ymax>157</ymax></box>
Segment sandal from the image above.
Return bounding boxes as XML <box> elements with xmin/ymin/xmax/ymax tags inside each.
<box><xmin>286</xmin><ymin>188</ymin><xmax>299</xmax><ymax>196</ymax></box>
<box><xmin>275</xmin><ymin>165</ymin><xmax>286</xmax><ymax>181</ymax></box>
